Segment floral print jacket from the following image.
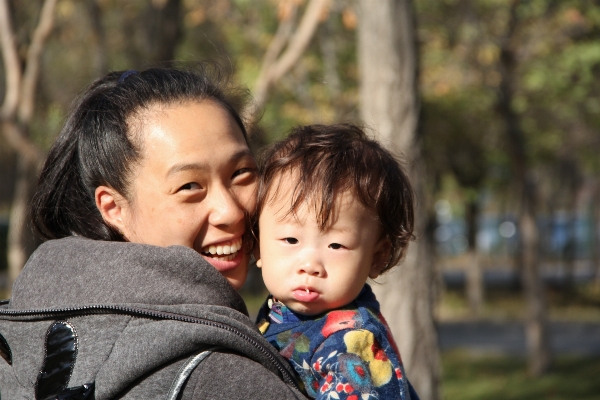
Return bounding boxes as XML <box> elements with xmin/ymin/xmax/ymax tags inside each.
<box><xmin>257</xmin><ymin>284</ymin><xmax>418</xmax><ymax>400</ymax></box>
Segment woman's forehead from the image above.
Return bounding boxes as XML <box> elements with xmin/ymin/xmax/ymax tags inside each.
<box><xmin>134</xmin><ymin>100</ymin><xmax>249</xmax><ymax>170</ymax></box>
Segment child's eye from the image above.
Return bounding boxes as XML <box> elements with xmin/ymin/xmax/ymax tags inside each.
<box><xmin>283</xmin><ymin>238</ymin><xmax>298</xmax><ymax>244</ymax></box>
<box><xmin>329</xmin><ymin>243</ymin><xmax>345</xmax><ymax>250</ymax></box>
<box><xmin>178</xmin><ymin>182</ymin><xmax>202</xmax><ymax>191</ymax></box>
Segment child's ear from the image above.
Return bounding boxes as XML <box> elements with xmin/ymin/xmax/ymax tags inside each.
<box><xmin>254</xmin><ymin>247</ymin><xmax>262</xmax><ymax>268</ymax></box>
<box><xmin>369</xmin><ymin>237</ymin><xmax>392</xmax><ymax>279</ymax></box>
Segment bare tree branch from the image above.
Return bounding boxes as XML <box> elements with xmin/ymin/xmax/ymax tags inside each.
<box><xmin>19</xmin><ymin>0</ymin><xmax>57</xmax><ymax>124</ymax></box>
<box><xmin>0</xmin><ymin>0</ymin><xmax>55</xmax><ymax>166</ymax></box>
<box><xmin>256</xmin><ymin>3</ymin><xmax>297</xmax><ymax>90</ymax></box>
<box><xmin>1</xmin><ymin>122</ymin><xmax>43</xmax><ymax>163</ymax></box>
<box><xmin>269</xmin><ymin>0</ymin><xmax>329</xmax><ymax>83</ymax></box>
<box><xmin>248</xmin><ymin>0</ymin><xmax>330</xmax><ymax>124</ymax></box>
<box><xmin>0</xmin><ymin>0</ymin><xmax>22</xmax><ymax>119</ymax></box>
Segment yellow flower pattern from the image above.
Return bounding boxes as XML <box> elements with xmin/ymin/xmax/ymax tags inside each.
<box><xmin>343</xmin><ymin>329</ymin><xmax>393</xmax><ymax>387</ymax></box>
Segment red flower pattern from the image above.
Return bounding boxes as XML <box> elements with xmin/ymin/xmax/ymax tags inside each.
<box><xmin>355</xmin><ymin>364</ymin><xmax>366</xmax><ymax>378</ymax></box>
<box><xmin>395</xmin><ymin>367</ymin><xmax>403</xmax><ymax>379</ymax></box>
<box><xmin>313</xmin><ymin>359</ymin><xmax>321</xmax><ymax>372</ymax></box>
<box><xmin>371</xmin><ymin>341</ymin><xmax>389</xmax><ymax>361</ymax></box>
<box><xmin>321</xmin><ymin>310</ymin><xmax>359</xmax><ymax>337</ymax></box>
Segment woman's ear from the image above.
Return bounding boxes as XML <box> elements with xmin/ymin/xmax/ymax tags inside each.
<box><xmin>95</xmin><ymin>186</ymin><xmax>128</xmax><ymax>235</ymax></box>
<box><xmin>369</xmin><ymin>237</ymin><xmax>392</xmax><ymax>279</ymax></box>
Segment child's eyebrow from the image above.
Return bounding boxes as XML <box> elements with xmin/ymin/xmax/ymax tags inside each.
<box><xmin>324</xmin><ymin>225</ymin><xmax>353</xmax><ymax>234</ymax></box>
<box><xmin>275</xmin><ymin>212</ymin><xmax>302</xmax><ymax>225</ymax></box>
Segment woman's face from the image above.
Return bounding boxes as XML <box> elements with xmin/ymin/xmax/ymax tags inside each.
<box><xmin>117</xmin><ymin>100</ymin><xmax>257</xmax><ymax>290</ymax></box>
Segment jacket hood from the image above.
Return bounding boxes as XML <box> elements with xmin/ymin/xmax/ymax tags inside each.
<box><xmin>10</xmin><ymin>236</ymin><xmax>248</xmax><ymax>315</ymax></box>
<box><xmin>0</xmin><ymin>237</ymin><xmax>304</xmax><ymax>399</ymax></box>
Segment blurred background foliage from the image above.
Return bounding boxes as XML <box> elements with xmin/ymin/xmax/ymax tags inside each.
<box><xmin>1</xmin><ymin>0</ymin><xmax>600</xmax><ymax>398</ymax></box>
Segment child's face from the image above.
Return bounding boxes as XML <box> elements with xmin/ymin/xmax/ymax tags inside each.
<box><xmin>257</xmin><ymin>179</ymin><xmax>390</xmax><ymax>316</ymax></box>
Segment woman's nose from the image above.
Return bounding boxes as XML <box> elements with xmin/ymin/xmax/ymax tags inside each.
<box><xmin>207</xmin><ymin>185</ymin><xmax>245</xmax><ymax>228</ymax></box>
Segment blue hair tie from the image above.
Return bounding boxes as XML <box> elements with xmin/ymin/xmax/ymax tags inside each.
<box><xmin>118</xmin><ymin>70</ymin><xmax>139</xmax><ymax>84</ymax></box>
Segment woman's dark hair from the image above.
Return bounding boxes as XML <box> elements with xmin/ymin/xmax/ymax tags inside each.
<box><xmin>256</xmin><ymin>123</ymin><xmax>415</xmax><ymax>272</ymax></box>
<box><xmin>31</xmin><ymin>64</ymin><xmax>249</xmax><ymax>241</ymax></box>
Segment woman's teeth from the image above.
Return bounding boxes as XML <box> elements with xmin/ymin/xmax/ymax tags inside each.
<box><xmin>215</xmin><ymin>253</ymin><xmax>236</xmax><ymax>261</ymax></box>
<box><xmin>201</xmin><ymin>239</ymin><xmax>242</xmax><ymax>260</ymax></box>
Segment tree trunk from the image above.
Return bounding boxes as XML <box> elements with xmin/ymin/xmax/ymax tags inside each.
<box><xmin>143</xmin><ymin>0</ymin><xmax>182</xmax><ymax>63</ymax></box>
<box><xmin>358</xmin><ymin>1</ymin><xmax>441</xmax><ymax>399</ymax></box>
<box><xmin>519</xmin><ymin>203</ymin><xmax>551</xmax><ymax>376</ymax></box>
<box><xmin>123</xmin><ymin>0</ymin><xmax>183</xmax><ymax>67</ymax></box>
<box><xmin>318</xmin><ymin>17</ymin><xmax>341</xmax><ymax>119</ymax></box>
<box><xmin>562</xmin><ymin>165</ymin><xmax>583</xmax><ymax>294</ymax></box>
<box><xmin>563</xmin><ymin>212</ymin><xmax>576</xmax><ymax>293</ymax></box>
<box><xmin>86</xmin><ymin>0</ymin><xmax>108</xmax><ymax>76</ymax></box>
<box><xmin>496</xmin><ymin>0</ymin><xmax>551</xmax><ymax>377</ymax></box>
<box><xmin>592</xmin><ymin>180</ymin><xmax>600</xmax><ymax>284</ymax></box>
<box><xmin>465</xmin><ymin>200</ymin><xmax>484</xmax><ymax>316</ymax></box>
<box><xmin>0</xmin><ymin>0</ymin><xmax>57</xmax><ymax>289</ymax></box>
<box><xmin>7</xmin><ymin>157</ymin><xmax>38</xmax><ymax>288</ymax></box>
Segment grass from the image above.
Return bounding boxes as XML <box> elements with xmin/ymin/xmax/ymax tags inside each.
<box><xmin>436</xmin><ymin>282</ymin><xmax>600</xmax><ymax>322</ymax></box>
<box><xmin>442</xmin><ymin>351</ymin><xmax>600</xmax><ymax>400</ymax></box>
<box><xmin>240</xmin><ymin>289</ymin><xmax>269</xmax><ymax>320</ymax></box>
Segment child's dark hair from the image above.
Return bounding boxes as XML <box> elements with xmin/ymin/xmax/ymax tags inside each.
<box><xmin>31</xmin><ymin>63</ymin><xmax>249</xmax><ymax>241</ymax></box>
<box><xmin>257</xmin><ymin>123</ymin><xmax>415</xmax><ymax>272</ymax></box>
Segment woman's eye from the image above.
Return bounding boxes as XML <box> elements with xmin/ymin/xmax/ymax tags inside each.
<box><xmin>283</xmin><ymin>237</ymin><xmax>298</xmax><ymax>244</ymax></box>
<box><xmin>232</xmin><ymin>167</ymin><xmax>256</xmax><ymax>180</ymax></box>
<box><xmin>178</xmin><ymin>182</ymin><xmax>202</xmax><ymax>191</ymax></box>
<box><xmin>329</xmin><ymin>243</ymin><xmax>345</xmax><ymax>250</ymax></box>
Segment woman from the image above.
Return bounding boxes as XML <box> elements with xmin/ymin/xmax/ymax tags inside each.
<box><xmin>0</xmin><ymin>66</ymin><xmax>306</xmax><ymax>399</ymax></box>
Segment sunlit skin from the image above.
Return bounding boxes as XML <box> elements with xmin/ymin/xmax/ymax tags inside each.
<box><xmin>256</xmin><ymin>175</ymin><xmax>391</xmax><ymax>316</ymax></box>
<box><xmin>96</xmin><ymin>100</ymin><xmax>257</xmax><ymax>290</ymax></box>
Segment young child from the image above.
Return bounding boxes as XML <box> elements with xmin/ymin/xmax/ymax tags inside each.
<box><xmin>254</xmin><ymin>124</ymin><xmax>419</xmax><ymax>400</ymax></box>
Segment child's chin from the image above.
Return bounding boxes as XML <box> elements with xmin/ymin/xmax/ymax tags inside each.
<box><xmin>288</xmin><ymin>304</ymin><xmax>328</xmax><ymax>317</ymax></box>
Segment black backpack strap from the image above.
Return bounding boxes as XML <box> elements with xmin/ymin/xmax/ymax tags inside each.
<box><xmin>165</xmin><ymin>347</ymin><xmax>219</xmax><ymax>400</ymax></box>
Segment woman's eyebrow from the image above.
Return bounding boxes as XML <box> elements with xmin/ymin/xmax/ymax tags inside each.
<box><xmin>166</xmin><ymin>162</ymin><xmax>208</xmax><ymax>177</ymax></box>
<box><xmin>230</xmin><ymin>148</ymin><xmax>255</xmax><ymax>163</ymax></box>
<box><xmin>166</xmin><ymin>149</ymin><xmax>254</xmax><ymax>177</ymax></box>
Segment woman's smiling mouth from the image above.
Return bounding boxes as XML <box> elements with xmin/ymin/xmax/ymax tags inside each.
<box><xmin>200</xmin><ymin>238</ymin><xmax>243</xmax><ymax>261</ymax></box>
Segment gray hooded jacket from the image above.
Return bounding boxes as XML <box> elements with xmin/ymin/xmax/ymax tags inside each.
<box><xmin>0</xmin><ymin>237</ymin><xmax>305</xmax><ymax>399</ymax></box>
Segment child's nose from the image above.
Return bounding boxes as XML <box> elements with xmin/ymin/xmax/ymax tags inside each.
<box><xmin>298</xmin><ymin>256</ymin><xmax>325</xmax><ymax>277</ymax></box>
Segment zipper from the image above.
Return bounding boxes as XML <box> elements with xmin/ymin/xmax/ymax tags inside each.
<box><xmin>0</xmin><ymin>304</ymin><xmax>300</xmax><ymax>389</ymax></box>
